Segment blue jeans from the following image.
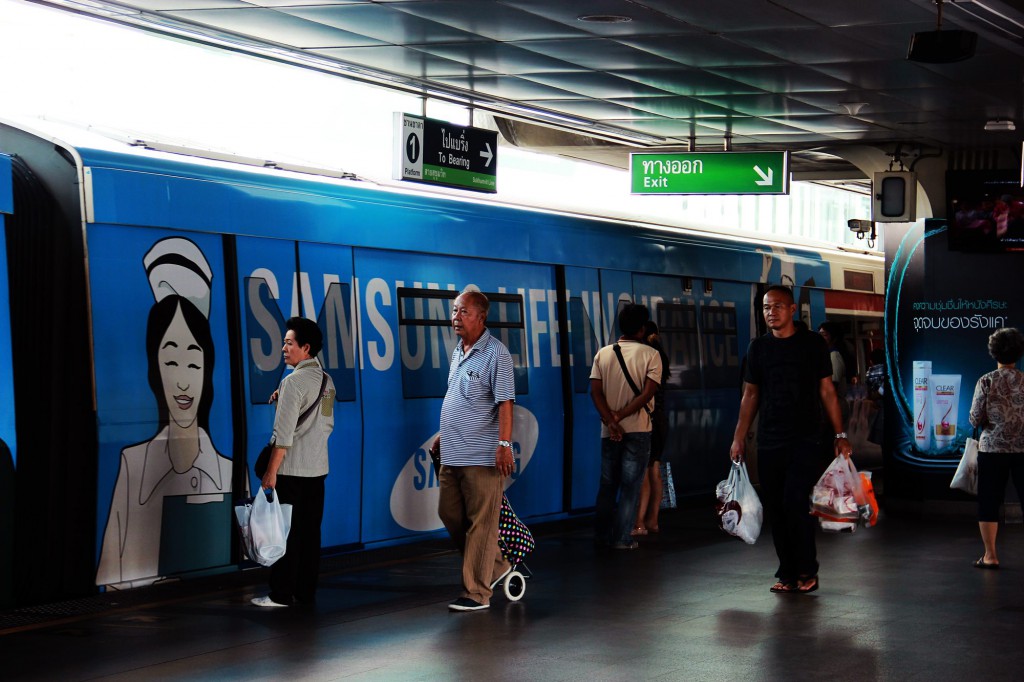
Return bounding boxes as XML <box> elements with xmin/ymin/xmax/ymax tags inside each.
<box><xmin>595</xmin><ymin>432</ymin><xmax>651</xmax><ymax>546</ymax></box>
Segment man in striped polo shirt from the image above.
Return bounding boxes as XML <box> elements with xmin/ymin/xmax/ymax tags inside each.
<box><xmin>433</xmin><ymin>289</ymin><xmax>516</xmax><ymax>612</ymax></box>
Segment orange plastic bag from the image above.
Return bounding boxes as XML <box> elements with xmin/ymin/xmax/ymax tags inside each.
<box><xmin>859</xmin><ymin>471</ymin><xmax>879</xmax><ymax>528</ymax></box>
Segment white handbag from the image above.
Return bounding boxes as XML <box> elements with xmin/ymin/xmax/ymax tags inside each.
<box><xmin>950</xmin><ymin>437</ymin><xmax>979</xmax><ymax>495</ymax></box>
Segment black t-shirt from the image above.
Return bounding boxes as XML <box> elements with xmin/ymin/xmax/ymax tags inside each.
<box><xmin>743</xmin><ymin>329</ymin><xmax>833</xmax><ymax>448</ymax></box>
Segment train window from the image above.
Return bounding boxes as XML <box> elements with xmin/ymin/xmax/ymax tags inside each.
<box><xmin>700</xmin><ymin>304</ymin><xmax>740</xmax><ymax>389</ymax></box>
<box><xmin>657</xmin><ymin>303</ymin><xmax>702</xmax><ymax>390</ymax></box>
<box><xmin>569</xmin><ymin>296</ymin><xmax>599</xmax><ymax>393</ymax></box>
<box><xmin>397</xmin><ymin>288</ymin><xmax>528</xmax><ymax>399</ymax></box>
<box><xmin>317</xmin><ymin>281</ymin><xmax>357</xmax><ymax>402</ymax></box>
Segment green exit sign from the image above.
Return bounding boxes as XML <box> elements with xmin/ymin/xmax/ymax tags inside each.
<box><xmin>630</xmin><ymin>151</ymin><xmax>790</xmax><ymax>195</ymax></box>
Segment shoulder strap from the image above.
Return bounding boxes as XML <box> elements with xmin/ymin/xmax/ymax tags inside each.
<box><xmin>613</xmin><ymin>344</ymin><xmax>652</xmax><ymax>416</ymax></box>
<box><xmin>296</xmin><ymin>371</ymin><xmax>328</xmax><ymax>428</ymax></box>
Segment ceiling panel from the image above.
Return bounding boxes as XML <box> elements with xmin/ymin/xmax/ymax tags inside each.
<box><xmin>519</xmin><ymin>71</ymin><xmax>675</xmax><ymax>99</ymax></box>
<box><xmin>412</xmin><ymin>42</ymin><xmax>586</xmax><ymax>75</ymax></box>
<box><xmin>310</xmin><ymin>45</ymin><xmax>490</xmax><ymax>78</ymax></box>
<box><xmin>161</xmin><ymin>8</ymin><xmax>388</xmax><ymax>47</ymax></box>
<box><xmin>509</xmin><ymin>38</ymin><xmax>682</xmax><ymax>71</ymax></box>
<box><xmin>501</xmin><ymin>0</ymin><xmax>699</xmax><ymax>37</ymax></box>
<box><xmin>279</xmin><ymin>4</ymin><xmax>480</xmax><ymax>45</ymax></box>
<box><xmin>388</xmin><ymin>1</ymin><xmax>593</xmax><ymax>42</ymax></box>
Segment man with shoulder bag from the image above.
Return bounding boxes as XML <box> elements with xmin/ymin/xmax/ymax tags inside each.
<box><xmin>589</xmin><ymin>303</ymin><xmax>663</xmax><ymax>550</ymax></box>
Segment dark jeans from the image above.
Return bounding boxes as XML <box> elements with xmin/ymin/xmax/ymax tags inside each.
<box><xmin>269</xmin><ymin>474</ymin><xmax>326</xmax><ymax>604</ymax></box>
<box><xmin>757</xmin><ymin>441</ymin><xmax>825</xmax><ymax>582</ymax></box>
<box><xmin>595</xmin><ymin>432</ymin><xmax>651</xmax><ymax>546</ymax></box>
<box><xmin>977</xmin><ymin>452</ymin><xmax>1024</xmax><ymax>522</ymax></box>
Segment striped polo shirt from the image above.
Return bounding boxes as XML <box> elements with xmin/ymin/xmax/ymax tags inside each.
<box><xmin>439</xmin><ymin>329</ymin><xmax>516</xmax><ymax>467</ymax></box>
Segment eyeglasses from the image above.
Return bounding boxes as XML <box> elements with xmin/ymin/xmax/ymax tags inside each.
<box><xmin>761</xmin><ymin>303</ymin><xmax>790</xmax><ymax>312</ymax></box>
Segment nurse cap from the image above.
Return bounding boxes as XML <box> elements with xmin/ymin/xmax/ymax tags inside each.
<box><xmin>143</xmin><ymin>237</ymin><xmax>213</xmax><ymax>318</ymax></box>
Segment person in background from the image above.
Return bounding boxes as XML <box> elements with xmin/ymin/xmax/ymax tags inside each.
<box><xmin>819</xmin><ymin>321</ymin><xmax>851</xmax><ymax>428</ymax></box>
<box><xmin>433</xmin><ymin>289</ymin><xmax>516</xmax><ymax>612</ymax></box>
<box><xmin>252</xmin><ymin>317</ymin><xmax>336</xmax><ymax>607</ymax></box>
<box><xmin>731</xmin><ymin>286</ymin><xmax>851</xmax><ymax>594</ymax></box>
<box><xmin>968</xmin><ymin>327</ymin><xmax>1024</xmax><ymax>570</ymax></box>
<box><xmin>633</xmin><ymin>319</ymin><xmax>670</xmax><ymax>537</ymax></box>
<box><xmin>590</xmin><ymin>304</ymin><xmax>662</xmax><ymax>550</ymax></box>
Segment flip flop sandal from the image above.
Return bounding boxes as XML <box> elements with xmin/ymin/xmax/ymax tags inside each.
<box><xmin>797</xmin><ymin>576</ymin><xmax>819</xmax><ymax>593</ymax></box>
<box><xmin>974</xmin><ymin>557</ymin><xmax>999</xmax><ymax>570</ymax></box>
<box><xmin>770</xmin><ymin>581</ymin><xmax>796</xmax><ymax>593</ymax></box>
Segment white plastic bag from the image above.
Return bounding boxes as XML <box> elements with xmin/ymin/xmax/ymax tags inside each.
<box><xmin>234</xmin><ymin>489</ymin><xmax>293</xmax><ymax>567</ymax></box>
<box><xmin>715</xmin><ymin>461</ymin><xmax>763</xmax><ymax>544</ymax></box>
<box><xmin>810</xmin><ymin>457</ymin><xmax>866</xmax><ymax>529</ymax></box>
<box><xmin>950</xmin><ymin>438</ymin><xmax>979</xmax><ymax>495</ymax></box>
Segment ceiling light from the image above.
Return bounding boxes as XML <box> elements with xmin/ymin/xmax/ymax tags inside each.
<box><xmin>577</xmin><ymin>15</ymin><xmax>633</xmax><ymax>23</ymax></box>
<box><xmin>984</xmin><ymin>119</ymin><xmax>1016</xmax><ymax>131</ymax></box>
<box><xmin>839</xmin><ymin>102</ymin><xmax>868</xmax><ymax>116</ymax></box>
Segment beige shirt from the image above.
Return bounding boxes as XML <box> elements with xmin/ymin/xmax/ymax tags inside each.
<box><xmin>272</xmin><ymin>358</ymin><xmax>336</xmax><ymax>477</ymax></box>
<box><xmin>590</xmin><ymin>340</ymin><xmax>662</xmax><ymax>436</ymax></box>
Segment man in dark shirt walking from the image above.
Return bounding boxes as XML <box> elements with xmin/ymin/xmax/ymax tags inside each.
<box><xmin>730</xmin><ymin>285</ymin><xmax>852</xmax><ymax>594</ymax></box>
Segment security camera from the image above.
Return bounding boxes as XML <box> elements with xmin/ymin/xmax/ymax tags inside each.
<box><xmin>848</xmin><ymin>219</ymin><xmax>874</xmax><ymax>233</ymax></box>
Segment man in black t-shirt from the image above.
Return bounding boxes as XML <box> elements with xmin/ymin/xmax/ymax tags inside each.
<box><xmin>730</xmin><ymin>285</ymin><xmax>852</xmax><ymax>594</ymax></box>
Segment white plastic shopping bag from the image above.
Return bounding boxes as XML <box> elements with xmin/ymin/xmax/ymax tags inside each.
<box><xmin>715</xmin><ymin>461</ymin><xmax>763</xmax><ymax>544</ymax></box>
<box><xmin>234</xmin><ymin>489</ymin><xmax>293</xmax><ymax>567</ymax></box>
<box><xmin>950</xmin><ymin>437</ymin><xmax>979</xmax><ymax>495</ymax></box>
<box><xmin>810</xmin><ymin>457</ymin><xmax>870</xmax><ymax>531</ymax></box>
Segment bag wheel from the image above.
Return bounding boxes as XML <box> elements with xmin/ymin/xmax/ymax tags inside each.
<box><xmin>503</xmin><ymin>570</ymin><xmax>526</xmax><ymax>601</ymax></box>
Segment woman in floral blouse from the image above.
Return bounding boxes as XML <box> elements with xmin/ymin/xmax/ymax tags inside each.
<box><xmin>969</xmin><ymin>327</ymin><xmax>1024</xmax><ymax>569</ymax></box>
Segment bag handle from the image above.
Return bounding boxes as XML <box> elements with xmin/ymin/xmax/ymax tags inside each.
<box><xmin>613</xmin><ymin>344</ymin><xmax>652</xmax><ymax>417</ymax></box>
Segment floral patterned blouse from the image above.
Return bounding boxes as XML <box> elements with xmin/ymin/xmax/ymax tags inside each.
<box><xmin>969</xmin><ymin>367</ymin><xmax>1024</xmax><ymax>453</ymax></box>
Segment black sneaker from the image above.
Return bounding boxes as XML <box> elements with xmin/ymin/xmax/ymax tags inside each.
<box><xmin>448</xmin><ymin>597</ymin><xmax>489</xmax><ymax>612</ymax></box>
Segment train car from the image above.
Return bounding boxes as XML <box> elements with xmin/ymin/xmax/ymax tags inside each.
<box><xmin>0</xmin><ymin>119</ymin><xmax>882</xmax><ymax>604</ymax></box>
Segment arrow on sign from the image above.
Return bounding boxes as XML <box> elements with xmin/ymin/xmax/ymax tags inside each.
<box><xmin>480</xmin><ymin>143</ymin><xmax>494</xmax><ymax>168</ymax></box>
<box><xmin>753</xmin><ymin>165</ymin><xmax>773</xmax><ymax>186</ymax></box>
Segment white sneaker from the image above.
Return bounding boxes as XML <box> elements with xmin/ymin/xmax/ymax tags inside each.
<box><xmin>251</xmin><ymin>595</ymin><xmax>289</xmax><ymax>608</ymax></box>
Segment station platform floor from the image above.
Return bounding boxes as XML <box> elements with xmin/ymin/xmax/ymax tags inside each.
<box><xmin>2</xmin><ymin>500</ymin><xmax>1023</xmax><ymax>681</ymax></box>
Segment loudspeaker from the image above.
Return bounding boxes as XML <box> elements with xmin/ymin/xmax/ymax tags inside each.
<box><xmin>907</xmin><ymin>30</ymin><xmax>977</xmax><ymax>63</ymax></box>
<box><xmin>872</xmin><ymin>172</ymin><xmax>917</xmax><ymax>223</ymax></box>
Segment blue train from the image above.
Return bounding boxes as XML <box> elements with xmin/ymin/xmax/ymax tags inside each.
<box><xmin>0</xmin><ymin>119</ymin><xmax>882</xmax><ymax>604</ymax></box>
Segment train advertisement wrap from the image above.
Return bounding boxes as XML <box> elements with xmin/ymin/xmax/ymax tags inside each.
<box><xmin>90</xmin><ymin>228</ymin><xmax>237</xmax><ymax>588</ymax></box>
<box><xmin>0</xmin><ymin>122</ymin><xmax>873</xmax><ymax>600</ymax></box>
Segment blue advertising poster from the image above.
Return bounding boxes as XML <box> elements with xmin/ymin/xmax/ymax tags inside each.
<box><xmin>354</xmin><ymin>249</ymin><xmax>562</xmax><ymax>542</ymax></box>
<box><xmin>884</xmin><ymin>219</ymin><xmax>1020</xmax><ymax>471</ymax></box>
<box><xmin>89</xmin><ymin>226</ymin><xmax>236</xmax><ymax>588</ymax></box>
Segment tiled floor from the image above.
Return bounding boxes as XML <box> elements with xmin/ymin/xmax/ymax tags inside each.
<box><xmin>3</xmin><ymin>503</ymin><xmax>1023</xmax><ymax>681</ymax></box>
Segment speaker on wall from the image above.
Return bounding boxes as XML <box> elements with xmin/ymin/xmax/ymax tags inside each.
<box><xmin>872</xmin><ymin>171</ymin><xmax>918</xmax><ymax>223</ymax></box>
<box><xmin>907</xmin><ymin>30</ymin><xmax>977</xmax><ymax>63</ymax></box>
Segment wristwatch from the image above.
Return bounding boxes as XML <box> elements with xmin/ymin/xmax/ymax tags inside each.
<box><xmin>835</xmin><ymin>432</ymin><xmax>848</xmax><ymax>440</ymax></box>
<box><xmin>498</xmin><ymin>439</ymin><xmax>512</xmax><ymax>448</ymax></box>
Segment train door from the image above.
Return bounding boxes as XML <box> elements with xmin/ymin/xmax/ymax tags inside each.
<box><xmin>0</xmin><ymin>154</ymin><xmax>14</xmax><ymax>606</ymax></box>
<box><xmin>90</xmin><ymin>227</ymin><xmax>237</xmax><ymax>589</ymax></box>
<box><xmin>563</xmin><ymin>266</ymin><xmax>602</xmax><ymax>510</ymax></box>
<box><xmin>354</xmin><ymin>250</ymin><xmax>563</xmax><ymax>543</ymax></box>
<box><xmin>235</xmin><ymin>238</ymin><xmax>362</xmax><ymax>550</ymax></box>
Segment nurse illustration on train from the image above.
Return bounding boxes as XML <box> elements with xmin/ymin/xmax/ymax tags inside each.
<box><xmin>96</xmin><ymin>237</ymin><xmax>235</xmax><ymax>588</ymax></box>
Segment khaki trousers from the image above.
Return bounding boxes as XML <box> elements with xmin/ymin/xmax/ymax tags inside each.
<box><xmin>438</xmin><ymin>465</ymin><xmax>510</xmax><ymax>605</ymax></box>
